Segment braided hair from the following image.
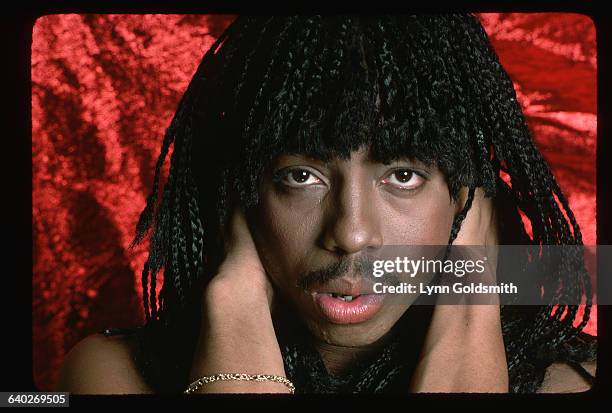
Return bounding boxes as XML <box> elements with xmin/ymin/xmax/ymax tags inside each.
<box><xmin>127</xmin><ymin>14</ymin><xmax>596</xmax><ymax>394</ymax></box>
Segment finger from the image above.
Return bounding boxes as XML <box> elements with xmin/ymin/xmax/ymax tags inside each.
<box><xmin>453</xmin><ymin>196</ymin><xmax>481</xmax><ymax>245</ymax></box>
<box><xmin>453</xmin><ymin>188</ymin><xmax>494</xmax><ymax>246</ymax></box>
<box><xmin>224</xmin><ymin>206</ymin><xmax>256</xmax><ymax>254</ymax></box>
<box><xmin>227</xmin><ymin>207</ymin><xmax>250</xmax><ymax>246</ymax></box>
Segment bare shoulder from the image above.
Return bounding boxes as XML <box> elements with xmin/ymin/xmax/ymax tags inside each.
<box><xmin>56</xmin><ymin>333</ymin><xmax>154</xmax><ymax>394</ymax></box>
<box><xmin>537</xmin><ymin>361</ymin><xmax>596</xmax><ymax>393</ymax></box>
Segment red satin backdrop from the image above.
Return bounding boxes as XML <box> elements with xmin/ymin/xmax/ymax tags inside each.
<box><xmin>32</xmin><ymin>14</ymin><xmax>597</xmax><ymax>391</ymax></box>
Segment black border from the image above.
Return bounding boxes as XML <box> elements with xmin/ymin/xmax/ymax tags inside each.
<box><xmin>7</xmin><ymin>0</ymin><xmax>611</xmax><ymax>407</ymax></box>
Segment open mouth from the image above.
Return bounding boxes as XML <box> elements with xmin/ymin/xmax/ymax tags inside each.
<box><xmin>312</xmin><ymin>292</ymin><xmax>385</xmax><ymax>324</ymax></box>
<box><xmin>324</xmin><ymin>293</ymin><xmax>361</xmax><ymax>302</ymax></box>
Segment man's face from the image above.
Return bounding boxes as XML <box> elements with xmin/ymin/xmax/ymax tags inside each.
<box><xmin>250</xmin><ymin>145</ymin><xmax>460</xmax><ymax>347</ymax></box>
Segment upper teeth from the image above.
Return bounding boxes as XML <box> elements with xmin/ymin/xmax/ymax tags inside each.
<box><xmin>331</xmin><ymin>293</ymin><xmax>354</xmax><ymax>302</ymax></box>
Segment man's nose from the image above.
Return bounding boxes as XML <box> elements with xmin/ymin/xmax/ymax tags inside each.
<box><xmin>320</xmin><ymin>180</ymin><xmax>383</xmax><ymax>255</ymax></box>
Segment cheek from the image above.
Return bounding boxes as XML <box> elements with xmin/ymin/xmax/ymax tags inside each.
<box><xmin>380</xmin><ymin>187</ymin><xmax>456</xmax><ymax>245</ymax></box>
<box><xmin>251</xmin><ymin>191</ymin><xmax>322</xmax><ymax>287</ymax></box>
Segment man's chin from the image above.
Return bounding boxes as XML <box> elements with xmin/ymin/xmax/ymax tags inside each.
<box><xmin>273</xmin><ymin>296</ymin><xmax>403</xmax><ymax>347</ymax></box>
<box><xmin>303</xmin><ymin>318</ymin><xmax>395</xmax><ymax>347</ymax></box>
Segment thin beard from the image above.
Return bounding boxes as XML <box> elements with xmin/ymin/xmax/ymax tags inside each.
<box><xmin>295</xmin><ymin>255</ymin><xmax>400</xmax><ymax>291</ymax></box>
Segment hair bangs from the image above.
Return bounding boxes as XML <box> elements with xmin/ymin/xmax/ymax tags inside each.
<box><xmin>227</xmin><ymin>16</ymin><xmax>487</xmax><ymax>211</ymax></box>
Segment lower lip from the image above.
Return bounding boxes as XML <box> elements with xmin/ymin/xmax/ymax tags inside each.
<box><xmin>313</xmin><ymin>293</ymin><xmax>385</xmax><ymax>324</ymax></box>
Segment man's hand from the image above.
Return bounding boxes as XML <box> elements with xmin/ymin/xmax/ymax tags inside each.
<box><xmin>410</xmin><ymin>187</ymin><xmax>509</xmax><ymax>393</ymax></box>
<box><xmin>188</xmin><ymin>206</ymin><xmax>288</xmax><ymax>393</ymax></box>
<box><xmin>211</xmin><ymin>206</ymin><xmax>275</xmax><ymax>309</ymax></box>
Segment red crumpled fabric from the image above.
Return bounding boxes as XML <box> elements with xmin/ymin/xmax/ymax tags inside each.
<box><xmin>32</xmin><ymin>14</ymin><xmax>597</xmax><ymax>391</ymax></box>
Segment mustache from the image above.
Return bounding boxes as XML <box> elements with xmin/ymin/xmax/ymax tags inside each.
<box><xmin>296</xmin><ymin>255</ymin><xmax>400</xmax><ymax>291</ymax></box>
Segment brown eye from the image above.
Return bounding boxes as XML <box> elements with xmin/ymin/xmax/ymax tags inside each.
<box><xmin>274</xmin><ymin>167</ymin><xmax>324</xmax><ymax>188</ymax></box>
<box><xmin>382</xmin><ymin>168</ymin><xmax>425</xmax><ymax>191</ymax></box>
<box><xmin>393</xmin><ymin>170</ymin><xmax>413</xmax><ymax>183</ymax></box>
<box><xmin>290</xmin><ymin>170</ymin><xmax>312</xmax><ymax>183</ymax></box>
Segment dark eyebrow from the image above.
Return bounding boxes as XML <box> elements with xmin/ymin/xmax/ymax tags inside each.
<box><xmin>271</xmin><ymin>152</ymin><xmax>330</xmax><ymax>167</ymax></box>
<box><xmin>370</xmin><ymin>154</ymin><xmax>422</xmax><ymax>166</ymax></box>
<box><xmin>270</xmin><ymin>149</ymin><xmax>428</xmax><ymax>169</ymax></box>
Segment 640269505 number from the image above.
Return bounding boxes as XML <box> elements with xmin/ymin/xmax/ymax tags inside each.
<box><xmin>2</xmin><ymin>392</ymin><xmax>69</xmax><ymax>407</ymax></box>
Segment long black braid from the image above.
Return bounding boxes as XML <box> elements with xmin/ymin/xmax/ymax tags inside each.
<box><xmin>126</xmin><ymin>15</ymin><xmax>596</xmax><ymax>394</ymax></box>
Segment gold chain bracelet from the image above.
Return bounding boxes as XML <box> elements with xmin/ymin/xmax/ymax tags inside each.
<box><xmin>184</xmin><ymin>373</ymin><xmax>295</xmax><ymax>394</ymax></box>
